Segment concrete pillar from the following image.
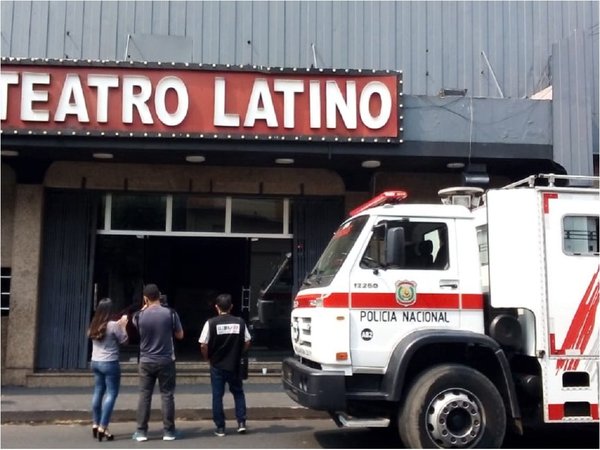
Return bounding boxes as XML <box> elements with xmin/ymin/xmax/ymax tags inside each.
<box><xmin>1</xmin><ymin>164</ymin><xmax>17</xmax><ymax>377</ymax></box>
<box><xmin>3</xmin><ymin>185</ymin><xmax>44</xmax><ymax>385</ymax></box>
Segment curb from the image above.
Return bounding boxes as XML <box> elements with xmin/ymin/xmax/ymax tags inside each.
<box><xmin>1</xmin><ymin>408</ymin><xmax>330</xmax><ymax>425</ymax></box>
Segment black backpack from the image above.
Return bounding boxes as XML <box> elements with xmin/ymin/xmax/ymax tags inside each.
<box><xmin>129</xmin><ymin>307</ymin><xmax>178</xmax><ymax>344</ymax></box>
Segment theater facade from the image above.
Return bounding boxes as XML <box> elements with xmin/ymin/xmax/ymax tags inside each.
<box><xmin>1</xmin><ymin>1</ymin><xmax>596</xmax><ymax>386</ymax></box>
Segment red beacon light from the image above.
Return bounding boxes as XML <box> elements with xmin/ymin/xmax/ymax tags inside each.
<box><xmin>349</xmin><ymin>190</ymin><xmax>408</xmax><ymax>217</ymax></box>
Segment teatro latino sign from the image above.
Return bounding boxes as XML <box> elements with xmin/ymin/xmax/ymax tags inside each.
<box><xmin>0</xmin><ymin>58</ymin><xmax>403</xmax><ymax>143</ymax></box>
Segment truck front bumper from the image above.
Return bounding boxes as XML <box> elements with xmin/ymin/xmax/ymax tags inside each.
<box><xmin>281</xmin><ymin>357</ymin><xmax>346</xmax><ymax>411</ymax></box>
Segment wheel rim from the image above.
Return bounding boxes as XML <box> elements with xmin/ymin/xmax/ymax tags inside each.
<box><xmin>425</xmin><ymin>388</ymin><xmax>484</xmax><ymax>448</ymax></box>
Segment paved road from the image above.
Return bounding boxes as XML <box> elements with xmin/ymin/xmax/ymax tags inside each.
<box><xmin>1</xmin><ymin>419</ymin><xmax>598</xmax><ymax>449</ymax></box>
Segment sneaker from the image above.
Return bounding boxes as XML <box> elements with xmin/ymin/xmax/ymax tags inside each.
<box><xmin>214</xmin><ymin>427</ymin><xmax>225</xmax><ymax>437</ymax></box>
<box><xmin>237</xmin><ymin>421</ymin><xmax>247</xmax><ymax>433</ymax></box>
<box><xmin>162</xmin><ymin>430</ymin><xmax>178</xmax><ymax>441</ymax></box>
<box><xmin>132</xmin><ymin>431</ymin><xmax>148</xmax><ymax>442</ymax></box>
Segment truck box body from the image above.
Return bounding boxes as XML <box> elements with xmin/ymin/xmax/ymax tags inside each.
<box><xmin>485</xmin><ymin>186</ymin><xmax>599</xmax><ymax>422</ymax></box>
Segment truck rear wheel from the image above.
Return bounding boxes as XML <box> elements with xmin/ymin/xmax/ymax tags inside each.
<box><xmin>398</xmin><ymin>364</ymin><xmax>506</xmax><ymax>448</ymax></box>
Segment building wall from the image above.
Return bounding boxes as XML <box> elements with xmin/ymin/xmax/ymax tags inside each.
<box><xmin>44</xmin><ymin>162</ymin><xmax>346</xmax><ymax>196</ymax></box>
<box><xmin>3</xmin><ymin>185</ymin><xmax>44</xmax><ymax>385</ymax></box>
<box><xmin>2</xmin><ymin>1</ymin><xmax>597</xmax><ymax>163</ymax></box>
<box><xmin>1</xmin><ymin>1</ymin><xmax>597</xmax><ymax>100</ymax></box>
<box><xmin>1</xmin><ymin>1</ymin><xmax>598</xmax><ymax>384</ymax></box>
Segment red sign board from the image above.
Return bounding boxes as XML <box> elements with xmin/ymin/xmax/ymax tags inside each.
<box><xmin>1</xmin><ymin>59</ymin><xmax>403</xmax><ymax>142</ymax></box>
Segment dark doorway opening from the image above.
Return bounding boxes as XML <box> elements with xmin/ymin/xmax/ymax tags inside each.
<box><xmin>93</xmin><ymin>235</ymin><xmax>248</xmax><ymax>361</ymax></box>
<box><xmin>93</xmin><ymin>235</ymin><xmax>294</xmax><ymax>362</ymax></box>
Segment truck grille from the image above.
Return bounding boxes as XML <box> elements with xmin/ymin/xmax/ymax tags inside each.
<box><xmin>292</xmin><ymin>316</ymin><xmax>312</xmax><ymax>346</ymax></box>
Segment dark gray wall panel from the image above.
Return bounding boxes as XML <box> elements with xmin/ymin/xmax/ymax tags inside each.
<box><xmin>8</xmin><ymin>0</ymin><xmax>31</xmax><ymax>56</ymax></box>
<box><xmin>269</xmin><ymin>1</ymin><xmax>285</xmax><ymax>65</ymax></box>
<box><xmin>99</xmin><ymin>2</ymin><xmax>118</xmax><ymax>60</ymax></box>
<box><xmin>29</xmin><ymin>2</ymin><xmax>49</xmax><ymax>57</ymax></box>
<box><xmin>201</xmin><ymin>1</ymin><xmax>219</xmax><ymax>64</ymax></box>
<box><xmin>1</xmin><ymin>0</ymin><xmax>13</xmax><ymax>54</ymax></box>
<box><xmin>283</xmin><ymin>1</ymin><xmax>301</xmax><ymax>67</ymax></box>
<box><xmin>64</xmin><ymin>1</ymin><xmax>84</xmax><ymax>60</ymax></box>
<box><xmin>552</xmin><ymin>29</ymin><xmax>594</xmax><ymax>176</ymax></box>
<box><xmin>152</xmin><ymin>1</ymin><xmax>169</xmax><ymax>35</ymax></box>
<box><xmin>47</xmin><ymin>1</ymin><xmax>66</xmax><ymax>59</ymax></box>
<box><xmin>82</xmin><ymin>1</ymin><xmax>101</xmax><ymax>60</ymax></box>
<box><xmin>127</xmin><ymin>33</ymin><xmax>192</xmax><ymax>62</ymax></box>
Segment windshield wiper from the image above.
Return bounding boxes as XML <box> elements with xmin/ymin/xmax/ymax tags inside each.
<box><xmin>302</xmin><ymin>270</ymin><xmax>324</xmax><ymax>287</ymax></box>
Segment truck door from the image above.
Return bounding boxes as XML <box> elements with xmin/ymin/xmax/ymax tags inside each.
<box><xmin>348</xmin><ymin>217</ymin><xmax>462</xmax><ymax>370</ymax></box>
<box><xmin>541</xmin><ymin>192</ymin><xmax>599</xmax><ymax>421</ymax></box>
<box><xmin>544</xmin><ymin>193</ymin><xmax>599</xmax><ymax>357</ymax></box>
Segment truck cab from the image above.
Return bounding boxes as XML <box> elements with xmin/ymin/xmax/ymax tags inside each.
<box><xmin>282</xmin><ymin>174</ymin><xmax>599</xmax><ymax>448</ymax></box>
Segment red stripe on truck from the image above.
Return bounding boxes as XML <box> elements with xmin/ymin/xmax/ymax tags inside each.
<box><xmin>543</xmin><ymin>193</ymin><xmax>558</xmax><ymax>214</ymax></box>
<box><xmin>548</xmin><ymin>403</ymin><xmax>599</xmax><ymax>420</ymax></box>
<box><xmin>294</xmin><ymin>292</ymin><xmax>483</xmax><ymax>309</ymax></box>
<box><xmin>554</xmin><ymin>268</ymin><xmax>599</xmax><ymax>370</ymax></box>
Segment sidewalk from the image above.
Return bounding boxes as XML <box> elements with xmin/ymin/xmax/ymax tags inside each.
<box><xmin>0</xmin><ymin>378</ymin><xmax>328</xmax><ymax>424</ymax></box>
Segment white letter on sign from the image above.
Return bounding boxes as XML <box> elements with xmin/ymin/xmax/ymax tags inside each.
<box><xmin>88</xmin><ymin>74</ymin><xmax>119</xmax><ymax>123</ymax></box>
<box><xmin>309</xmin><ymin>80</ymin><xmax>321</xmax><ymax>128</ymax></box>
<box><xmin>360</xmin><ymin>81</ymin><xmax>392</xmax><ymax>129</ymax></box>
<box><xmin>155</xmin><ymin>76</ymin><xmax>188</xmax><ymax>126</ymax></box>
<box><xmin>214</xmin><ymin>78</ymin><xmax>240</xmax><ymax>127</ymax></box>
<box><xmin>21</xmin><ymin>72</ymin><xmax>50</xmax><ymax>122</ymax></box>
<box><xmin>326</xmin><ymin>80</ymin><xmax>357</xmax><ymax>130</ymax></box>
<box><xmin>122</xmin><ymin>76</ymin><xmax>153</xmax><ymax>124</ymax></box>
<box><xmin>244</xmin><ymin>79</ymin><xmax>277</xmax><ymax>127</ymax></box>
<box><xmin>0</xmin><ymin>72</ymin><xmax>19</xmax><ymax>120</ymax></box>
<box><xmin>55</xmin><ymin>74</ymin><xmax>89</xmax><ymax>122</ymax></box>
<box><xmin>274</xmin><ymin>79</ymin><xmax>304</xmax><ymax>129</ymax></box>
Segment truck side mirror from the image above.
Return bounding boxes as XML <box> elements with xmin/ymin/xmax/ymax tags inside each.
<box><xmin>386</xmin><ymin>227</ymin><xmax>406</xmax><ymax>268</ymax></box>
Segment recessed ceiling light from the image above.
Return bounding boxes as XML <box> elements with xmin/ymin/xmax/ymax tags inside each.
<box><xmin>93</xmin><ymin>152</ymin><xmax>113</xmax><ymax>159</ymax></box>
<box><xmin>446</xmin><ymin>162</ymin><xmax>465</xmax><ymax>169</ymax></box>
<box><xmin>185</xmin><ymin>155</ymin><xmax>206</xmax><ymax>163</ymax></box>
<box><xmin>1</xmin><ymin>150</ymin><xmax>19</xmax><ymax>157</ymax></box>
<box><xmin>361</xmin><ymin>160</ymin><xmax>381</xmax><ymax>169</ymax></box>
<box><xmin>275</xmin><ymin>158</ymin><xmax>294</xmax><ymax>165</ymax></box>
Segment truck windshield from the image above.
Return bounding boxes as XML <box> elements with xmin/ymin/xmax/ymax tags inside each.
<box><xmin>301</xmin><ymin>215</ymin><xmax>369</xmax><ymax>289</ymax></box>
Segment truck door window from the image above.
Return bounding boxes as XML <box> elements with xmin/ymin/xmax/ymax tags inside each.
<box><xmin>361</xmin><ymin>220</ymin><xmax>449</xmax><ymax>270</ymax></box>
<box><xmin>563</xmin><ymin>216</ymin><xmax>599</xmax><ymax>255</ymax></box>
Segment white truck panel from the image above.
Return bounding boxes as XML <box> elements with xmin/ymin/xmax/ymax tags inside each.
<box><xmin>486</xmin><ymin>189</ymin><xmax>546</xmax><ymax>313</ymax></box>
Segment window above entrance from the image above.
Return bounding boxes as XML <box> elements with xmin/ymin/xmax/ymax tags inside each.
<box><xmin>172</xmin><ymin>196</ymin><xmax>226</xmax><ymax>232</ymax></box>
<box><xmin>111</xmin><ymin>194</ymin><xmax>167</xmax><ymax>231</ymax></box>
<box><xmin>98</xmin><ymin>193</ymin><xmax>291</xmax><ymax>239</ymax></box>
<box><xmin>232</xmin><ymin>198</ymin><xmax>284</xmax><ymax>234</ymax></box>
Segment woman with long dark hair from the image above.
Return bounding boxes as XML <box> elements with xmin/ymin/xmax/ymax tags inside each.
<box><xmin>88</xmin><ymin>298</ymin><xmax>128</xmax><ymax>441</ymax></box>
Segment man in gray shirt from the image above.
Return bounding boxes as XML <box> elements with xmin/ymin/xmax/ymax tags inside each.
<box><xmin>132</xmin><ymin>284</ymin><xmax>184</xmax><ymax>442</ymax></box>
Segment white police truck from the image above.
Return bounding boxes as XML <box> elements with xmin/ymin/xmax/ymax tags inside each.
<box><xmin>282</xmin><ymin>174</ymin><xmax>599</xmax><ymax>448</ymax></box>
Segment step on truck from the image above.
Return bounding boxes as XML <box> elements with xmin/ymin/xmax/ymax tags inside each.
<box><xmin>282</xmin><ymin>174</ymin><xmax>599</xmax><ymax>448</ymax></box>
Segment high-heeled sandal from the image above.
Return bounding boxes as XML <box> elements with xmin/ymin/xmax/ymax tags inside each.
<box><xmin>92</xmin><ymin>426</ymin><xmax>99</xmax><ymax>438</ymax></box>
<box><xmin>98</xmin><ymin>429</ymin><xmax>114</xmax><ymax>442</ymax></box>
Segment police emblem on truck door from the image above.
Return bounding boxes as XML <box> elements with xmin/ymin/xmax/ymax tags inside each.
<box><xmin>396</xmin><ymin>280</ymin><xmax>417</xmax><ymax>306</ymax></box>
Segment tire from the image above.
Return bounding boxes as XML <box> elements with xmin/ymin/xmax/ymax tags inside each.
<box><xmin>398</xmin><ymin>364</ymin><xmax>506</xmax><ymax>448</ymax></box>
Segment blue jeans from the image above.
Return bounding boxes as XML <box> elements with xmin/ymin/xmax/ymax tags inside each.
<box><xmin>91</xmin><ymin>360</ymin><xmax>121</xmax><ymax>428</ymax></box>
<box><xmin>210</xmin><ymin>366</ymin><xmax>246</xmax><ymax>428</ymax></box>
<box><xmin>136</xmin><ymin>361</ymin><xmax>177</xmax><ymax>433</ymax></box>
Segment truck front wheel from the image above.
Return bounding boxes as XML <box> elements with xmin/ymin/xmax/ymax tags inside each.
<box><xmin>398</xmin><ymin>364</ymin><xmax>506</xmax><ymax>448</ymax></box>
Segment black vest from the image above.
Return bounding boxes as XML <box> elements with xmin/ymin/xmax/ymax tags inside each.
<box><xmin>207</xmin><ymin>314</ymin><xmax>246</xmax><ymax>373</ymax></box>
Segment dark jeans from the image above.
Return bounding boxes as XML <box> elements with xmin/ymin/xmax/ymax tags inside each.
<box><xmin>136</xmin><ymin>361</ymin><xmax>176</xmax><ymax>433</ymax></box>
<box><xmin>91</xmin><ymin>360</ymin><xmax>121</xmax><ymax>428</ymax></box>
<box><xmin>210</xmin><ymin>366</ymin><xmax>247</xmax><ymax>429</ymax></box>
